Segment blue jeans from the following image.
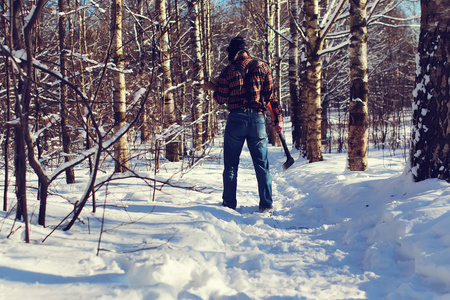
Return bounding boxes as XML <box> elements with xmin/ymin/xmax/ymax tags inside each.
<box><xmin>222</xmin><ymin>109</ymin><xmax>273</xmax><ymax>210</ymax></box>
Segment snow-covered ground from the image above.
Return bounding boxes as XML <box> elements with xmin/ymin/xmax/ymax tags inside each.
<box><xmin>1</xmin><ymin>130</ymin><xmax>449</xmax><ymax>299</ymax></box>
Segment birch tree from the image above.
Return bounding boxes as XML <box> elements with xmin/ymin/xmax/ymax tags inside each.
<box><xmin>111</xmin><ymin>0</ymin><xmax>130</xmax><ymax>172</ymax></box>
<box><xmin>303</xmin><ymin>0</ymin><xmax>325</xmax><ymax>162</ymax></box>
<box><xmin>201</xmin><ymin>0</ymin><xmax>214</xmax><ymax>144</ymax></box>
<box><xmin>272</xmin><ymin>0</ymin><xmax>282</xmax><ymax>147</ymax></box>
<box><xmin>410</xmin><ymin>0</ymin><xmax>450</xmax><ymax>182</ymax></box>
<box><xmin>289</xmin><ymin>0</ymin><xmax>301</xmax><ymax>150</ymax></box>
<box><xmin>264</xmin><ymin>0</ymin><xmax>279</xmax><ymax>146</ymax></box>
<box><xmin>174</xmin><ymin>0</ymin><xmax>187</xmax><ymax>156</ymax></box>
<box><xmin>347</xmin><ymin>0</ymin><xmax>369</xmax><ymax>171</ymax></box>
<box><xmin>188</xmin><ymin>0</ymin><xmax>205</xmax><ymax>151</ymax></box>
<box><xmin>157</xmin><ymin>0</ymin><xmax>179</xmax><ymax>162</ymax></box>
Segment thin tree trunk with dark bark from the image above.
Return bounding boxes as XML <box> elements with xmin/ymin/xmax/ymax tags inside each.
<box><xmin>297</xmin><ymin>41</ymin><xmax>308</xmax><ymax>157</ymax></box>
<box><xmin>289</xmin><ymin>0</ymin><xmax>300</xmax><ymax>150</ymax></box>
<box><xmin>59</xmin><ymin>0</ymin><xmax>76</xmax><ymax>183</ymax></box>
<box><xmin>175</xmin><ymin>0</ymin><xmax>187</xmax><ymax>156</ymax></box>
<box><xmin>3</xmin><ymin>0</ymin><xmax>11</xmax><ymax>211</ymax></box>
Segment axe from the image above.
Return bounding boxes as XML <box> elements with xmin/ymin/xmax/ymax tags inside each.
<box><xmin>267</xmin><ymin>102</ymin><xmax>295</xmax><ymax>170</ymax></box>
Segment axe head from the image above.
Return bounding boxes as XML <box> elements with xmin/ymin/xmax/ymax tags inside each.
<box><xmin>282</xmin><ymin>156</ymin><xmax>295</xmax><ymax>170</ymax></box>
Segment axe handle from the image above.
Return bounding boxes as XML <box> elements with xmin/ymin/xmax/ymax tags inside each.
<box><xmin>279</xmin><ymin>133</ymin><xmax>293</xmax><ymax>160</ymax></box>
<box><xmin>266</xmin><ymin>102</ymin><xmax>293</xmax><ymax>160</ymax></box>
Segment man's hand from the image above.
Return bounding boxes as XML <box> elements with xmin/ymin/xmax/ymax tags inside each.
<box><xmin>274</xmin><ymin>121</ymin><xmax>283</xmax><ymax>134</ymax></box>
<box><xmin>197</xmin><ymin>77</ymin><xmax>218</xmax><ymax>91</ymax></box>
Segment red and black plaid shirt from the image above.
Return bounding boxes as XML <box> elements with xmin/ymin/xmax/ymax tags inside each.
<box><xmin>214</xmin><ymin>56</ymin><xmax>283</xmax><ymax>124</ymax></box>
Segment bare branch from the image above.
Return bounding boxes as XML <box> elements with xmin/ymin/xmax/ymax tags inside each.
<box><xmin>257</xmin><ymin>13</ymin><xmax>293</xmax><ymax>44</ymax></box>
<box><xmin>320</xmin><ymin>0</ymin><xmax>348</xmax><ymax>41</ymax></box>
<box><xmin>318</xmin><ymin>39</ymin><xmax>350</xmax><ymax>56</ymax></box>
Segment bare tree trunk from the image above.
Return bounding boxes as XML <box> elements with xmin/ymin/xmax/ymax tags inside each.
<box><xmin>14</xmin><ymin>112</ymin><xmax>29</xmax><ymax>241</ymax></box>
<box><xmin>264</xmin><ymin>0</ymin><xmax>277</xmax><ymax>145</ymax></box>
<box><xmin>201</xmin><ymin>0</ymin><xmax>214</xmax><ymax>144</ymax></box>
<box><xmin>111</xmin><ymin>0</ymin><xmax>130</xmax><ymax>172</ymax></box>
<box><xmin>289</xmin><ymin>0</ymin><xmax>300</xmax><ymax>150</ymax></box>
<box><xmin>319</xmin><ymin>0</ymin><xmax>331</xmax><ymax>154</ymax></box>
<box><xmin>3</xmin><ymin>0</ymin><xmax>11</xmax><ymax>211</ymax></box>
<box><xmin>157</xmin><ymin>0</ymin><xmax>179</xmax><ymax>162</ymax></box>
<box><xmin>348</xmin><ymin>0</ymin><xmax>369</xmax><ymax>171</ymax></box>
<box><xmin>76</xmin><ymin>0</ymin><xmax>96</xmax><ymax>211</ymax></box>
<box><xmin>264</xmin><ymin>0</ymin><xmax>274</xmax><ymax>67</ymax></box>
<box><xmin>11</xmin><ymin>0</ymin><xmax>30</xmax><ymax>242</ymax></box>
<box><xmin>136</xmin><ymin>0</ymin><xmax>150</xmax><ymax>145</ymax></box>
<box><xmin>273</xmin><ymin>0</ymin><xmax>282</xmax><ymax>147</ymax></box>
<box><xmin>410</xmin><ymin>0</ymin><xmax>450</xmax><ymax>182</ymax></box>
<box><xmin>304</xmin><ymin>0</ymin><xmax>323</xmax><ymax>162</ymax></box>
<box><xmin>12</xmin><ymin>0</ymin><xmax>46</xmax><ymax>241</ymax></box>
<box><xmin>175</xmin><ymin>0</ymin><xmax>187</xmax><ymax>156</ymax></box>
<box><xmin>297</xmin><ymin>41</ymin><xmax>308</xmax><ymax>156</ymax></box>
<box><xmin>59</xmin><ymin>0</ymin><xmax>76</xmax><ymax>183</ymax></box>
<box><xmin>321</xmin><ymin>80</ymin><xmax>330</xmax><ymax>153</ymax></box>
<box><xmin>3</xmin><ymin>78</ymin><xmax>10</xmax><ymax>212</ymax></box>
<box><xmin>188</xmin><ymin>0</ymin><xmax>205</xmax><ymax>151</ymax></box>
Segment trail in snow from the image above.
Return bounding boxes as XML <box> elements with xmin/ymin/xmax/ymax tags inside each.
<box><xmin>1</xmin><ymin>135</ymin><xmax>449</xmax><ymax>299</ymax></box>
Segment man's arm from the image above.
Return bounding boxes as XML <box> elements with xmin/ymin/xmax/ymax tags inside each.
<box><xmin>213</xmin><ymin>72</ymin><xmax>230</xmax><ymax>106</ymax></box>
<box><xmin>198</xmin><ymin>77</ymin><xmax>218</xmax><ymax>91</ymax></box>
<box><xmin>261</xmin><ymin>65</ymin><xmax>283</xmax><ymax>133</ymax></box>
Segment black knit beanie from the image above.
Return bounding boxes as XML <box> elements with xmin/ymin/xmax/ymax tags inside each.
<box><xmin>226</xmin><ymin>36</ymin><xmax>247</xmax><ymax>61</ymax></box>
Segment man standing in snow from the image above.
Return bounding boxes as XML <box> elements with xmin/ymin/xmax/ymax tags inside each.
<box><xmin>213</xmin><ymin>36</ymin><xmax>283</xmax><ymax>213</ymax></box>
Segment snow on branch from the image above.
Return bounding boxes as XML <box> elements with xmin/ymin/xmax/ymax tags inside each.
<box><xmin>66</xmin><ymin>50</ymin><xmax>133</xmax><ymax>74</ymax></box>
<box><xmin>370</xmin><ymin>14</ymin><xmax>420</xmax><ymax>23</ymax></box>
<box><xmin>369</xmin><ymin>21</ymin><xmax>420</xmax><ymax>28</ymax></box>
<box><xmin>326</xmin><ymin>31</ymin><xmax>350</xmax><ymax>40</ymax></box>
<box><xmin>320</xmin><ymin>0</ymin><xmax>339</xmax><ymax>28</ymax></box>
<box><xmin>23</xmin><ymin>1</ymin><xmax>46</xmax><ymax>36</ymax></box>
<box><xmin>89</xmin><ymin>0</ymin><xmax>106</xmax><ymax>13</ymax></box>
<box><xmin>320</xmin><ymin>0</ymin><xmax>347</xmax><ymax>40</ymax></box>
<box><xmin>257</xmin><ymin>13</ymin><xmax>293</xmax><ymax>45</ymax></box>
<box><xmin>126</xmin><ymin>88</ymin><xmax>147</xmax><ymax>111</ymax></box>
<box><xmin>56</xmin><ymin>6</ymin><xmax>89</xmax><ymax>17</ymax></box>
<box><xmin>164</xmin><ymin>81</ymin><xmax>189</xmax><ymax>97</ymax></box>
<box><xmin>49</xmin><ymin>123</ymin><xmax>132</xmax><ymax>182</ymax></box>
<box><xmin>318</xmin><ymin>39</ymin><xmax>350</xmax><ymax>56</ymax></box>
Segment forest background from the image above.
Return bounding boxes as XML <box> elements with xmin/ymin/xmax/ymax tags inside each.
<box><xmin>0</xmin><ymin>0</ymin><xmax>448</xmax><ymax>252</ymax></box>
<box><xmin>2</xmin><ymin>0</ymin><xmax>450</xmax><ymax>299</ymax></box>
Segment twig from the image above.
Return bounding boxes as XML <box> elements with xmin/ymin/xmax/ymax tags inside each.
<box><xmin>257</xmin><ymin>13</ymin><xmax>293</xmax><ymax>44</ymax></box>
<box><xmin>96</xmin><ymin>183</ymin><xmax>110</xmax><ymax>256</ymax></box>
<box><xmin>7</xmin><ymin>221</ymin><xmax>21</xmax><ymax>239</ymax></box>
<box><xmin>97</xmin><ymin>234</ymin><xmax>175</xmax><ymax>254</ymax></box>
<box><xmin>42</xmin><ymin>201</ymin><xmax>78</xmax><ymax>243</ymax></box>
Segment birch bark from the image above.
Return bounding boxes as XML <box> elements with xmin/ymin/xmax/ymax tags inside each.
<box><xmin>304</xmin><ymin>0</ymin><xmax>323</xmax><ymax>162</ymax></box>
<box><xmin>188</xmin><ymin>0</ymin><xmax>205</xmax><ymax>151</ymax></box>
<box><xmin>157</xmin><ymin>0</ymin><xmax>179</xmax><ymax>161</ymax></box>
<box><xmin>348</xmin><ymin>0</ymin><xmax>369</xmax><ymax>171</ymax></box>
<box><xmin>111</xmin><ymin>0</ymin><xmax>130</xmax><ymax>172</ymax></box>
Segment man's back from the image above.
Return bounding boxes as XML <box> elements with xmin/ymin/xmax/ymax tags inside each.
<box><xmin>215</xmin><ymin>54</ymin><xmax>281</xmax><ymax>123</ymax></box>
